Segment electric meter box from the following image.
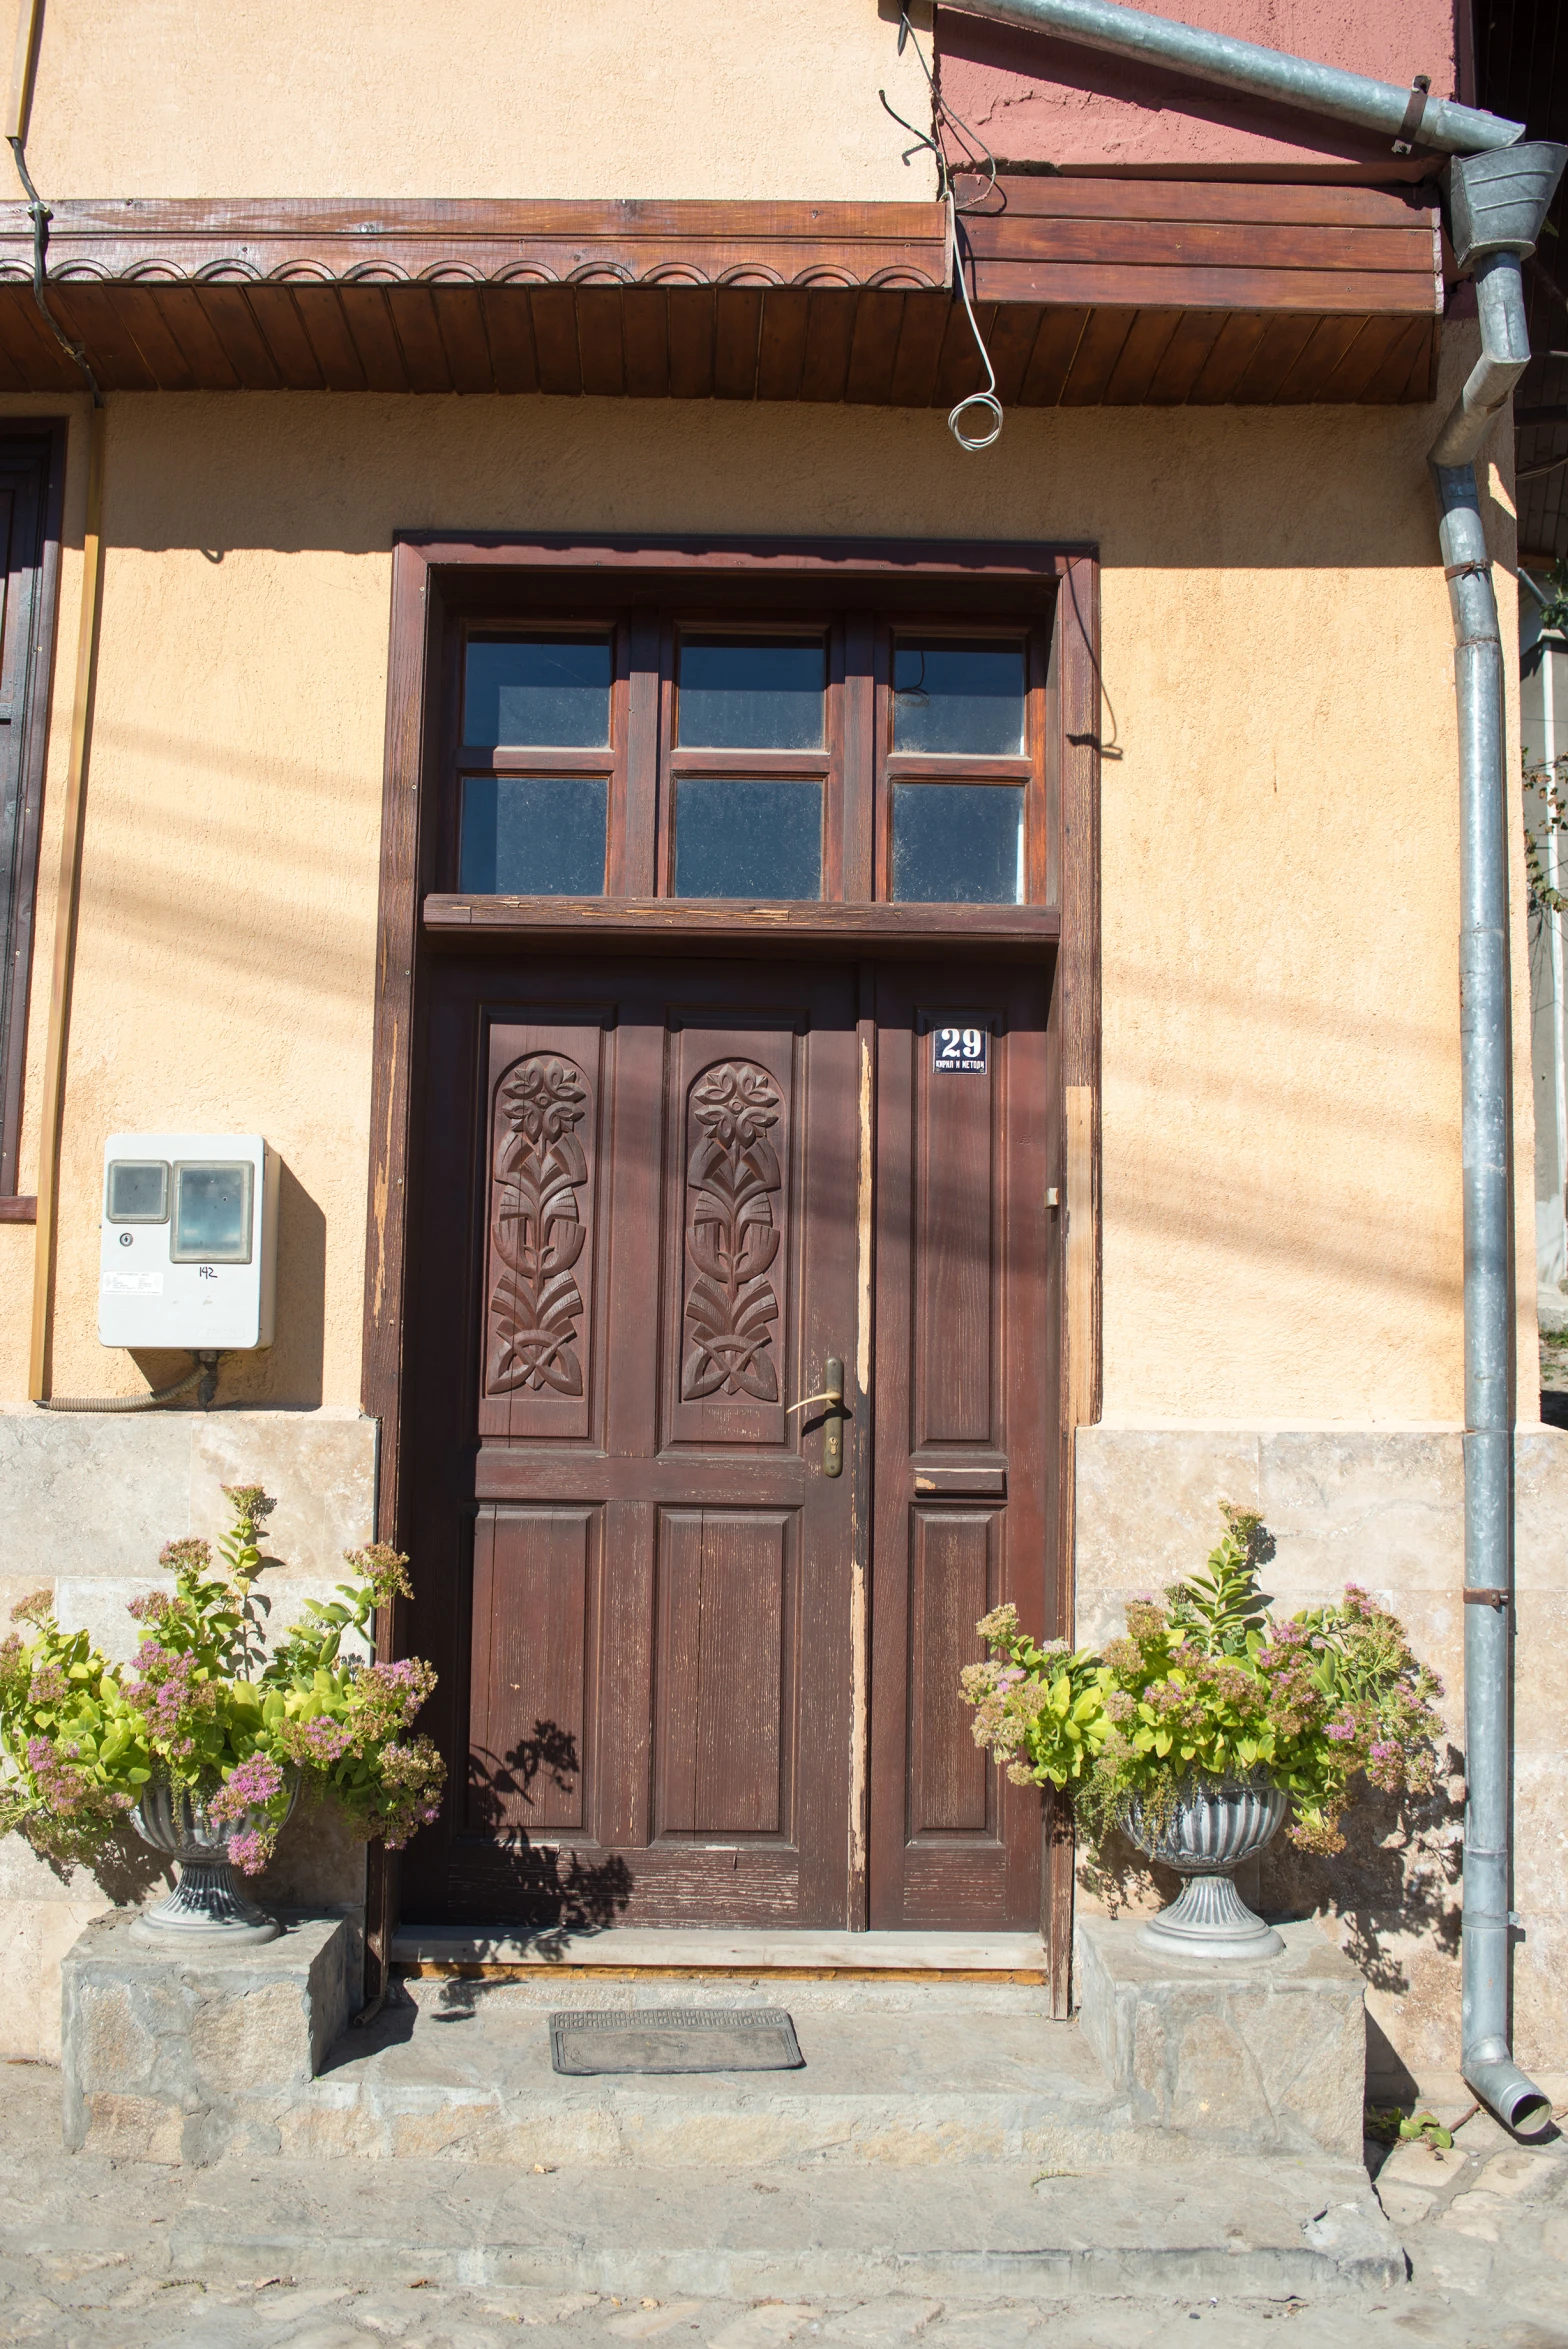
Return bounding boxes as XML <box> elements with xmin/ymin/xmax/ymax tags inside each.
<box><xmin>99</xmin><ymin>1134</ymin><xmax>278</xmax><ymax>1351</ymax></box>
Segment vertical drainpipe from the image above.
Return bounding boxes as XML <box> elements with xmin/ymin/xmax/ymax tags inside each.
<box><xmin>1428</xmin><ymin>144</ymin><xmax>1566</xmax><ymax>2136</ymax></box>
<box><xmin>950</xmin><ymin>0</ymin><xmax>1566</xmax><ymax>2132</ymax></box>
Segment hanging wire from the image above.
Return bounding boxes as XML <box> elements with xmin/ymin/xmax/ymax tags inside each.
<box><xmin>879</xmin><ymin>9</ymin><xmax>1003</xmax><ymax>452</ymax></box>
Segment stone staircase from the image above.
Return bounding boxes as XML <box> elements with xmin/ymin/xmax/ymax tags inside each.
<box><xmin>58</xmin><ymin>1913</ymin><xmax>1405</xmax><ymax>2302</ymax></box>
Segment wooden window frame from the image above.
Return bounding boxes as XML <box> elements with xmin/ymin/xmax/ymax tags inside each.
<box><xmin>435</xmin><ymin>603</ymin><xmax>1057</xmax><ymax>917</ymax></box>
<box><xmin>0</xmin><ymin>421</ymin><xmax>67</xmax><ymax>1215</ymax></box>
<box><xmin>361</xmin><ymin>530</ymin><xmax>1103</xmax><ymax>2009</ymax></box>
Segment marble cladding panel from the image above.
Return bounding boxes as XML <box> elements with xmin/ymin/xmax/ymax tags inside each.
<box><xmin>1072</xmin><ymin>1426</ymin><xmax>1568</xmax><ymax>2085</ymax></box>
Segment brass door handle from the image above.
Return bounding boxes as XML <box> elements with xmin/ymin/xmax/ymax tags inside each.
<box><xmin>788</xmin><ymin>1356</ymin><xmax>845</xmax><ymax>1477</ymax></box>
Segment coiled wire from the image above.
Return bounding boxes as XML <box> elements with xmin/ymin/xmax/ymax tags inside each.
<box><xmin>880</xmin><ymin>10</ymin><xmax>1004</xmax><ymax>454</ymax></box>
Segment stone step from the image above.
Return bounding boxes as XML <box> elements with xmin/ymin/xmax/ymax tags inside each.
<box><xmin>154</xmin><ymin>2153</ymin><xmax>1407</xmax><ymax>2301</ymax></box>
<box><xmin>244</xmin><ymin>1981</ymin><xmax>1146</xmax><ymax>2168</ymax></box>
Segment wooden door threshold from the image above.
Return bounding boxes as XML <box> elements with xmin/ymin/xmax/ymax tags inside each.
<box><xmin>392</xmin><ymin>1926</ymin><xmax>1048</xmax><ymax>1982</ymax></box>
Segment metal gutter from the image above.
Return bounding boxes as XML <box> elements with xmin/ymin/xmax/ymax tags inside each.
<box><xmin>956</xmin><ymin>0</ymin><xmax>1565</xmax><ymax>2136</ymax></box>
<box><xmin>955</xmin><ymin>0</ymin><xmax>1524</xmax><ymax>155</ymax></box>
<box><xmin>1428</xmin><ymin>144</ymin><xmax>1565</xmax><ymax>2138</ymax></box>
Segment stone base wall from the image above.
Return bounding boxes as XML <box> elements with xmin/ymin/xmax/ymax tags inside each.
<box><xmin>1074</xmin><ymin>1425</ymin><xmax>1568</xmax><ymax>2092</ymax></box>
<box><xmin>0</xmin><ymin>1408</ymin><xmax>376</xmax><ymax>2057</ymax></box>
<box><xmin>6</xmin><ymin>1407</ymin><xmax>1563</xmax><ymax>2092</ymax></box>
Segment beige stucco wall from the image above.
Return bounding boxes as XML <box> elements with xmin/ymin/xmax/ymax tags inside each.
<box><xmin>0</xmin><ymin>325</ymin><xmax>1553</xmax><ymax>2073</ymax></box>
<box><xmin>0</xmin><ymin>314</ymin><xmax>1536</xmax><ymax>1420</ymax></box>
<box><xmin>3</xmin><ymin>0</ymin><xmax>939</xmax><ymax>203</ymax></box>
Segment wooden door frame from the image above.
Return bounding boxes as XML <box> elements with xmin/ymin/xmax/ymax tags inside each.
<box><xmin>360</xmin><ymin>530</ymin><xmax>1103</xmax><ymax>2011</ymax></box>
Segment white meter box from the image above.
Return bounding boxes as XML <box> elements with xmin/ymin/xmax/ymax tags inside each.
<box><xmin>99</xmin><ymin>1134</ymin><xmax>278</xmax><ymax>1350</ymax></box>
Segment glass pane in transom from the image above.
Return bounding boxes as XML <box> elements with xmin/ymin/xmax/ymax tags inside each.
<box><xmin>673</xmin><ymin>778</ymin><xmax>823</xmax><ymax>898</ymax></box>
<box><xmin>461</xmin><ymin>776</ymin><xmax>607</xmax><ymax>895</ymax></box>
<box><xmin>464</xmin><ymin>634</ymin><xmax>612</xmax><ymax>747</ymax></box>
<box><xmin>677</xmin><ymin>635</ymin><xmax>825</xmax><ymax>749</ymax></box>
<box><xmin>891</xmin><ymin>782</ymin><xmax>1024</xmax><ymax>904</ymax></box>
<box><xmin>893</xmin><ymin>638</ymin><xmax>1026</xmax><ymax>756</ymax></box>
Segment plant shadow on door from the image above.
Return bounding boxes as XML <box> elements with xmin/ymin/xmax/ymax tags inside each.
<box><xmin>466</xmin><ymin>1717</ymin><xmax>632</xmax><ymax>1948</ymax></box>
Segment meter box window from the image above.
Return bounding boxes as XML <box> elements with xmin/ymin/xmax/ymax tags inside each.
<box><xmin>99</xmin><ymin>1134</ymin><xmax>277</xmax><ymax>1351</ymax></box>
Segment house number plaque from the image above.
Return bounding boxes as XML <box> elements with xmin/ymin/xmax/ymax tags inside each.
<box><xmin>932</xmin><ymin>1025</ymin><xmax>988</xmax><ymax>1074</ymax></box>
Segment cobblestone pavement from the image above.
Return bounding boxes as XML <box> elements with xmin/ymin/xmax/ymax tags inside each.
<box><xmin>3</xmin><ymin>2066</ymin><xmax>1566</xmax><ymax>2349</ymax></box>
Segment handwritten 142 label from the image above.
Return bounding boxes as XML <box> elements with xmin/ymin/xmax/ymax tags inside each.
<box><xmin>932</xmin><ymin>1025</ymin><xmax>988</xmax><ymax>1074</ymax></box>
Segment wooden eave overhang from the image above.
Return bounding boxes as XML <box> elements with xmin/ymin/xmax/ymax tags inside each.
<box><xmin>0</xmin><ymin>180</ymin><xmax>1442</xmax><ymax>406</ymax></box>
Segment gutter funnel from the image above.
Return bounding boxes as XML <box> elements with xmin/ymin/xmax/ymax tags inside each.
<box><xmin>952</xmin><ymin>0</ymin><xmax>1525</xmax><ymax>156</ymax></box>
<box><xmin>1447</xmin><ymin>142</ymin><xmax>1568</xmax><ymax>271</ymax></box>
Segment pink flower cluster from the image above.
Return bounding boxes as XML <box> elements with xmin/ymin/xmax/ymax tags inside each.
<box><xmin>123</xmin><ymin>1644</ymin><xmax>218</xmax><ymax>1759</ymax></box>
<box><xmin>23</xmin><ymin>1734</ymin><xmax>128</xmax><ymax>1822</ymax></box>
<box><xmin>225</xmin><ymin>1828</ymin><xmax>271</xmax><ymax>1875</ymax></box>
<box><xmin>209</xmin><ymin>1753</ymin><xmax>286</xmax><ymax>1824</ymax></box>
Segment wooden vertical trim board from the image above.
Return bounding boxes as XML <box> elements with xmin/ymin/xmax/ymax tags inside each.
<box><xmin>1050</xmin><ymin>549</ymin><xmax>1103</xmax><ymax>2018</ymax></box>
<box><xmin>1064</xmin><ymin>1085</ymin><xmax>1097</xmax><ymax>1441</ymax></box>
<box><xmin>0</xmin><ymin>417</ymin><xmax>67</xmax><ymax>1198</ymax></box>
<box><xmin>28</xmin><ymin>404</ymin><xmax>103</xmax><ymax>1399</ymax></box>
<box><xmin>847</xmin><ymin>967</ymin><xmax>877</xmax><ymax>1929</ymax></box>
<box><xmin>359</xmin><ymin>537</ymin><xmax>440</xmax><ymax>2002</ymax></box>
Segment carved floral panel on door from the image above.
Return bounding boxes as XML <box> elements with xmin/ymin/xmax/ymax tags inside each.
<box><xmin>667</xmin><ymin>1027</ymin><xmax>797</xmax><ymax>1450</ymax></box>
<box><xmin>480</xmin><ymin>1019</ymin><xmax>606</xmax><ymax>1444</ymax></box>
<box><xmin>683</xmin><ymin>1061</ymin><xmax>784</xmax><ymax>1404</ymax></box>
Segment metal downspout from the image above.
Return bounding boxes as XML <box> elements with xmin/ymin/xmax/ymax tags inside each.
<box><xmin>1429</xmin><ymin>237</ymin><xmax>1560</xmax><ymax>2136</ymax></box>
<box><xmin>950</xmin><ymin>0</ymin><xmax>1566</xmax><ymax>2133</ymax></box>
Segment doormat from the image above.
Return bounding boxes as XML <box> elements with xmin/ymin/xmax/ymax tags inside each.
<box><xmin>549</xmin><ymin>2006</ymin><xmax>804</xmax><ymax>2076</ymax></box>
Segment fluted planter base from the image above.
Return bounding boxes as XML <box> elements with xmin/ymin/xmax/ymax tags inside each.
<box><xmin>1137</xmin><ymin>1871</ymin><xmax>1284</xmax><ymax>1960</ymax></box>
<box><xmin>1128</xmin><ymin>1775</ymin><xmax>1288</xmax><ymax>1964</ymax></box>
<box><xmin>130</xmin><ymin>1776</ymin><xmax>295</xmax><ymax>1946</ymax></box>
<box><xmin>129</xmin><ymin>1863</ymin><xmax>281</xmax><ymax>1947</ymax></box>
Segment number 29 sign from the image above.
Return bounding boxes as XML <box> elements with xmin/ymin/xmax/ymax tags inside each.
<box><xmin>932</xmin><ymin>1024</ymin><xmax>988</xmax><ymax>1075</ymax></box>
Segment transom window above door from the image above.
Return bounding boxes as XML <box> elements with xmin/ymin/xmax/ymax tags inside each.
<box><xmin>448</xmin><ymin>606</ymin><xmax>1052</xmax><ymax>908</ymax></box>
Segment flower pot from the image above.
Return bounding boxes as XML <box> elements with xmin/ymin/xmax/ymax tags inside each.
<box><xmin>1126</xmin><ymin>1774</ymin><xmax>1288</xmax><ymax>1960</ymax></box>
<box><xmin>129</xmin><ymin>1775</ymin><xmax>298</xmax><ymax>1946</ymax></box>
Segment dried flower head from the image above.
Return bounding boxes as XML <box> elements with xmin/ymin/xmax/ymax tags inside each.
<box><xmin>221</xmin><ymin>1485</ymin><xmax>276</xmax><ymax>1525</ymax></box>
<box><xmin>159</xmin><ymin>1538</ymin><xmax>212</xmax><ymax>1574</ymax></box>
<box><xmin>9</xmin><ymin>1589</ymin><xmax>54</xmax><ymax>1628</ymax></box>
<box><xmin>345</xmin><ymin>1544</ymin><xmax>414</xmax><ymax>1608</ymax></box>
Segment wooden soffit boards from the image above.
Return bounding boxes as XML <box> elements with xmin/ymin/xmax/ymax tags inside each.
<box><xmin>0</xmin><ymin>183</ymin><xmax>1441</xmax><ymax>405</ymax></box>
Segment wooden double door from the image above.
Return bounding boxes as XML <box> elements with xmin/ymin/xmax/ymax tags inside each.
<box><xmin>400</xmin><ymin>951</ymin><xmax>1058</xmax><ymax>1933</ymax></box>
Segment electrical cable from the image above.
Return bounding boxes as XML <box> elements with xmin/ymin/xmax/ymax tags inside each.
<box><xmin>36</xmin><ymin>1352</ymin><xmax>223</xmax><ymax>1412</ymax></box>
<box><xmin>6</xmin><ymin>134</ymin><xmax>102</xmax><ymax>405</ymax></box>
<box><xmin>879</xmin><ymin>9</ymin><xmax>1005</xmax><ymax>451</ymax></box>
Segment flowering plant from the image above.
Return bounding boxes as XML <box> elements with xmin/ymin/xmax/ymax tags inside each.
<box><xmin>960</xmin><ymin>1506</ymin><xmax>1442</xmax><ymax>1855</ymax></box>
<box><xmin>0</xmin><ymin>1484</ymin><xmax>445</xmax><ymax>1875</ymax></box>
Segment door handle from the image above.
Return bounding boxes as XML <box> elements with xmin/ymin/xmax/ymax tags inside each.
<box><xmin>787</xmin><ymin>1356</ymin><xmax>845</xmax><ymax>1477</ymax></box>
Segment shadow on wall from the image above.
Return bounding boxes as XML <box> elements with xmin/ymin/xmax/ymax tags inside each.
<box><xmin>126</xmin><ymin>1158</ymin><xmax>327</xmax><ymax>1409</ymax></box>
<box><xmin>1080</xmin><ymin>1752</ymin><xmax>1464</xmax><ymax>2028</ymax></box>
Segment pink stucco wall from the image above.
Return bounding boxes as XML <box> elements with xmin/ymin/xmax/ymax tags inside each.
<box><xmin>934</xmin><ymin>1</ymin><xmax>1465</xmax><ymax>177</ymax></box>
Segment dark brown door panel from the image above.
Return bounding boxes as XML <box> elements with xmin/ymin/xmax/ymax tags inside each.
<box><xmin>868</xmin><ymin>961</ymin><xmax>1056</xmax><ymax>1931</ymax></box>
<box><xmin>402</xmin><ymin>954</ymin><xmax>858</xmax><ymax>1928</ymax></box>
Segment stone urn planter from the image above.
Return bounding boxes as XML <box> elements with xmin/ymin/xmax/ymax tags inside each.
<box><xmin>1126</xmin><ymin>1774</ymin><xmax>1288</xmax><ymax>1959</ymax></box>
<box><xmin>130</xmin><ymin>1775</ymin><xmax>299</xmax><ymax>1946</ymax></box>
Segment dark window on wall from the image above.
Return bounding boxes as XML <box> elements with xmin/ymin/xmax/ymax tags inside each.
<box><xmin>0</xmin><ymin>425</ymin><xmax>65</xmax><ymax>1204</ymax></box>
<box><xmin>445</xmin><ymin>600</ymin><xmax>1053</xmax><ymax>909</ymax></box>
